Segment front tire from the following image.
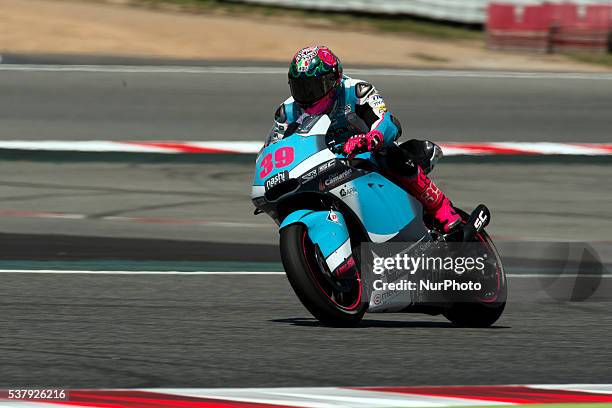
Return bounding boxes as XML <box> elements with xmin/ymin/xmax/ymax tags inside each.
<box><xmin>280</xmin><ymin>224</ymin><xmax>366</xmax><ymax>326</ymax></box>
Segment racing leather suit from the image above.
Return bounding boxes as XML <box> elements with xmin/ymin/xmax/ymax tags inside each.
<box><xmin>271</xmin><ymin>75</ymin><xmax>461</xmax><ymax>232</ymax></box>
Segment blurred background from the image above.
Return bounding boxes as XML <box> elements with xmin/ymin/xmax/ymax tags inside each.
<box><xmin>1</xmin><ymin>0</ymin><xmax>612</xmax><ymax>250</ymax></box>
<box><xmin>1</xmin><ymin>0</ymin><xmax>612</xmax><ymax>390</ymax></box>
<box><xmin>3</xmin><ymin>0</ymin><xmax>612</xmax><ymax>69</ymax></box>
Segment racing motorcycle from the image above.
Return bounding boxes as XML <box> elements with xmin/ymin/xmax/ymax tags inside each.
<box><xmin>252</xmin><ymin>114</ymin><xmax>506</xmax><ymax>327</ymax></box>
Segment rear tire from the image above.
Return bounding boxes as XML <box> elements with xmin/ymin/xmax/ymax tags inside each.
<box><xmin>444</xmin><ymin>301</ymin><xmax>506</xmax><ymax>327</ymax></box>
<box><xmin>443</xmin><ymin>214</ymin><xmax>507</xmax><ymax>327</ymax></box>
<box><xmin>280</xmin><ymin>224</ymin><xmax>366</xmax><ymax>327</ymax></box>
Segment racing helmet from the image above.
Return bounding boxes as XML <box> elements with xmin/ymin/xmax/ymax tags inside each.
<box><xmin>288</xmin><ymin>46</ymin><xmax>343</xmax><ymax>115</ymax></box>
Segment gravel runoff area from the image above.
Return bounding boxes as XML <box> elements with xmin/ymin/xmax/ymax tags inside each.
<box><xmin>0</xmin><ymin>0</ymin><xmax>610</xmax><ymax>71</ymax></box>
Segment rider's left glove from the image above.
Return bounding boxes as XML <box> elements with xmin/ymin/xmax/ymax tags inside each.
<box><xmin>342</xmin><ymin>130</ymin><xmax>383</xmax><ymax>159</ymax></box>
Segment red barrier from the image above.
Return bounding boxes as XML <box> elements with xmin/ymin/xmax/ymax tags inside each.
<box><xmin>488</xmin><ymin>3</ymin><xmax>554</xmax><ymax>30</ymax></box>
<box><xmin>551</xmin><ymin>4</ymin><xmax>612</xmax><ymax>52</ymax></box>
<box><xmin>551</xmin><ymin>4</ymin><xmax>612</xmax><ymax>29</ymax></box>
<box><xmin>550</xmin><ymin>3</ymin><xmax>579</xmax><ymax>26</ymax></box>
<box><xmin>487</xmin><ymin>2</ymin><xmax>612</xmax><ymax>53</ymax></box>
<box><xmin>487</xmin><ymin>4</ymin><xmax>552</xmax><ymax>52</ymax></box>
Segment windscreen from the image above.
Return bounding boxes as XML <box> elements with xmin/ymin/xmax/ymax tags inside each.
<box><xmin>265</xmin><ymin>114</ymin><xmax>330</xmax><ymax>146</ymax></box>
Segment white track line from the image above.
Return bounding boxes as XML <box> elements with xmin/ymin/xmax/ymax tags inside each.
<box><xmin>0</xmin><ymin>270</ymin><xmax>609</xmax><ymax>277</ymax></box>
<box><xmin>2</xmin><ymin>64</ymin><xmax>612</xmax><ymax>80</ymax></box>
<box><xmin>0</xmin><ymin>270</ymin><xmax>284</xmax><ymax>275</ymax></box>
<box><xmin>508</xmin><ymin>274</ymin><xmax>610</xmax><ymax>278</ymax></box>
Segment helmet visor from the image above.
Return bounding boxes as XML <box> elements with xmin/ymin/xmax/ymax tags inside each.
<box><xmin>289</xmin><ymin>71</ymin><xmax>337</xmax><ymax>106</ymax></box>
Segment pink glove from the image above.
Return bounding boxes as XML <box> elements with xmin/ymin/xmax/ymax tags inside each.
<box><xmin>342</xmin><ymin>130</ymin><xmax>383</xmax><ymax>159</ymax></box>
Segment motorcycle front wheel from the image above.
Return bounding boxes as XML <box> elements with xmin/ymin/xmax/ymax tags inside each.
<box><xmin>280</xmin><ymin>224</ymin><xmax>367</xmax><ymax>326</ymax></box>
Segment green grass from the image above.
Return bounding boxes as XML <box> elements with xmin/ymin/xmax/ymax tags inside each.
<box><xmin>564</xmin><ymin>51</ymin><xmax>612</xmax><ymax>67</ymax></box>
<box><xmin>119</xmin><ymin>0</ymin><xmax>483</xmax><ymax>40</ymax></box>
<box><xmin>376</xmin><ymin>404</ymin><xmax>612</xmax><ymax>408</ymax></box>
<box><xmin>453</xmin><ymin>404</ymin><xmax>612</xmax><ymax>408</ymax></box>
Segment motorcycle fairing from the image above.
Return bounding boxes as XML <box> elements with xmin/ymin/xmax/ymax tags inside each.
<box><xmin>329</xmin><ymin>173</ymin><xmax>429</xmax><ymax>243</ymax></box>
<box><xmin>254</xmin><ymin>118</ymin><xmax>332</xmax><ymax>187</ymax></box>
<box><xmin>280</xmin><ymin>209</ymin><xmax>352</xmax><ymax>273</ymax></box>
<box><xmin>253</xmin><ymin>113</ymin><xmax>428</xmax><ymax>248</ymax></box>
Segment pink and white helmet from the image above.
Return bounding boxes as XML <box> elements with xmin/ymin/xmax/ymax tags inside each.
<box><xmin>288</xmin><ymin>46</ymin><xmax>343</xmax><ymax>115</ymax></box>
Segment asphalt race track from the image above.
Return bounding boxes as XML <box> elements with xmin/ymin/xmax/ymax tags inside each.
<box><xmin>2</xmin><ymin>273</ymin><xmax>611</xmax><ymax>388</ymax></box>
<box><xmin>1</xmin><ymin>65</ymin><xmax>612</xmax><ymax>142</ymax></box>
<box><xmin>0</xmin><ymin>160</ymin><xmax>610</xmax><ymax>243</ymax></box>
<box><xmin>0</xmin><ymin>64</ymin><xmax>611</xmax><ymax>387</ymax></box>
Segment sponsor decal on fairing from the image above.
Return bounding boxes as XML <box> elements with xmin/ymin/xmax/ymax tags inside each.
<box><xmin>319</xmin><ymin>168</ymin><xmax>352</xmax><ymax>190</ymax></box>
<box><xmin>264</xmin><ymin>170</ymin><xmax>288</xmax><ymax>191</ymax></box>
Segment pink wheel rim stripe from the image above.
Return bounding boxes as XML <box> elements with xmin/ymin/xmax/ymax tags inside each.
<box><xmin>2</xmin><ymin>385</ymin><xmax>612</xmax><ymax>407</ymax></box>
<box><xmin>1</xmin><ymin>141</ymin><xmax>612</xmax><ymax>156</ymax></box>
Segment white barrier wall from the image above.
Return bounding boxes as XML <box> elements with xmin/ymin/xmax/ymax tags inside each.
<box><xmin>225</xmin><ymin>0</ymin><xmax>612</xmax><ymax>24</ymax></box>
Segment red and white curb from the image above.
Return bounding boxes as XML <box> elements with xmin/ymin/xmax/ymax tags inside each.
<box><xmin>2</xmin><ymin>141</ymin><xmax>612</xmax><ymax>156</ymax></box>
<box><xmin>2</xmin><ymin>385</ymin><xmax>612</xmax><ymax>407</ymax></box>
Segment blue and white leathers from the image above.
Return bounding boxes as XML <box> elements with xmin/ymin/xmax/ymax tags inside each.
<box><xmin>271</xmin><ymin>76</ymin><xmax>399</xmax><ymax>146</ymax></box>
<box><xmin>252</xmin><ymin>114</ymin><xmax>429</xmax><ymax>276</ymax></box>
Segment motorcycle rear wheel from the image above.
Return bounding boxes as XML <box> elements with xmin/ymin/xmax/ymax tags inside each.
<box><xmin>442</xmin><ymin>212</ymin><xmax>507</xmax><ymax>327</ymax></box>
<box><xmin>280</xmin><ymin>224</ymin><xmax>367</xmax><ymax>327</ymax></box>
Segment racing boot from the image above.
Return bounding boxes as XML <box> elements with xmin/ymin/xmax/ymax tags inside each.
<box><xmin>396</xmin><ymin>166</ymin><xmax>461</xmax><ymax>233</ymax></box>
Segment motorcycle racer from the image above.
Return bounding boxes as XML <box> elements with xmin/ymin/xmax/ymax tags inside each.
<box><xmin>271</xmin><ymin>45</ymin><xmax>461</xmax><ymax>233</ymax></box>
